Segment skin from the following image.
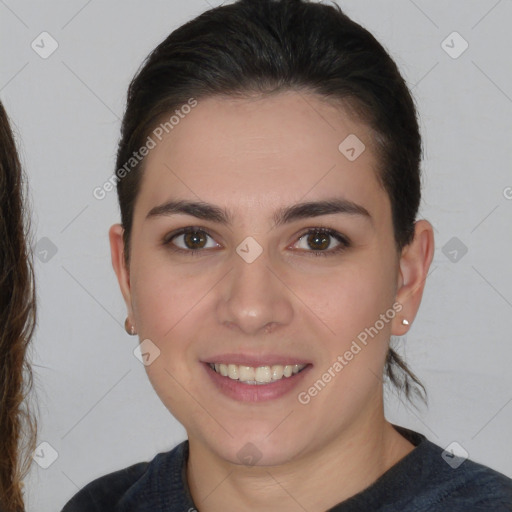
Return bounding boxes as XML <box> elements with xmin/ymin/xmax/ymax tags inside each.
<box><xmin>110</xmin><ymin>90</ymin><xmax>434</xmax><ymax>512</ymax></box>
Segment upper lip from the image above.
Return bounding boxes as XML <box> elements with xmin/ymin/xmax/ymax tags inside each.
<box><xmin>202</xmin><ymin>353</ymin><xmax>311</xmax><ymax>367</ymax></box>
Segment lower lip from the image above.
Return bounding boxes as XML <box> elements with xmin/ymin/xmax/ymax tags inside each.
<box><xmin>203</xmin><ymin>363</ymin><xmax>312</xmax><ymax>402</ymax></box>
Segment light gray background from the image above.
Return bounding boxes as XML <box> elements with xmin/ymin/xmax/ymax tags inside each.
<box><xmin>1</xmin><ymin>1</ymin><xmax>511</xmax><ymax>510</ymax></box>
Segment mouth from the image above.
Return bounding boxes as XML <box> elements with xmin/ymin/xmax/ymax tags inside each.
<box><xmin>208</xmin><ymin>362</ymin><xmax>308</xmax><ymax>385</ymax></box>
<box><xmin>204</xmin><ymin>359</ymin><xmax>312</xmax><ymax>402</ymax></box>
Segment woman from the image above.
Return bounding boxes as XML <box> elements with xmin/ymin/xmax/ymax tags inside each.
<box><xmin>62</xmin><ymin>0</ymin><xmax>512</xmax><ymax>510</ymax></box>
<box><xmin>0</xmin><ymin>101</ymin><xmax>37</xmax><ymax>511</ymax></box>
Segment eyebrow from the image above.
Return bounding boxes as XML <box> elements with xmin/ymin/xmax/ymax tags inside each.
<box><xmin>146</xmin><ymin>198</ymin><xmax>372</xmax><ymax>226</ymax></box>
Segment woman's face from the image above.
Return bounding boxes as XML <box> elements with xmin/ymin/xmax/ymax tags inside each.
<box><xmin>111</xmin><ymin>91</ymin><xmax>415</xmax><ymax>465</ymax></box>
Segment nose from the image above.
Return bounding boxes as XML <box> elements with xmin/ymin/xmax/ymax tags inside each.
<box><xmin>215</xmin><ymin>247</ymin><xmax>294</xmax><ymax>336</ymax></box>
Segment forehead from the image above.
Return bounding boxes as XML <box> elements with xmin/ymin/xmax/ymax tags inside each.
<box><xmin>134</xmin><ymin>91</ymin><xmax>388</xmax><ymax>223</ymax></box>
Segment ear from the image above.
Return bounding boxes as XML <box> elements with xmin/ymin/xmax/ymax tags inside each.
<box><xmin>109</xmin><ymin>224</ymin><xmax>134</xmax><ymax>324</ymax></box>
<box><xmin>391</xmin><ymin>220</ymin><xmax>435</xmax><ymax>336</ymax></box>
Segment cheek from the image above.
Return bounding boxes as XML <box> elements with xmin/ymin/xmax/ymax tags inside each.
<box><xmin>297</xmin><ymin>257</ymin><xmax>396</xmax><ymax>343</ymax></box>
<box><xmin>130</xmin><ymin>254</ymin><xmax>210</xmax><ymax>341</ymax></box>
<box><xmin>301</xmin><ymin>255</ymin><xmax>398</xmax><ymax>406</ymax></box>
<box><xmin>129</xmin><ymin>259</ymin><xmax>210</xmax><ymax>419</ymax></box>
<box><xmin>298</xmin><ymin>266</ymin><xmax>397</xmax><ymax>406</ymax></box>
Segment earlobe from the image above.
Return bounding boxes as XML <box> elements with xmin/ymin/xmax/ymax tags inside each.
<box><xmin>109</xmin><ymin>224</ymin><xmax>134</xmax><ymax>320</ymax></box>
<box><xmin>392</xmin><ymin>220</ymin><xmax>435</xmax><ymax>336</ymax></box>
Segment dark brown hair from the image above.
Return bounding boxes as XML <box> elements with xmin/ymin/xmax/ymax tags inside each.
<box><xmin>115</xmin><ymin>0</ymin><xmax>426</xmax><ymax>403</ymax></box>
<box><xmin>0</xmin><ymin>101</ymin><xmax>37</xmax><ymax>512</ymax></box>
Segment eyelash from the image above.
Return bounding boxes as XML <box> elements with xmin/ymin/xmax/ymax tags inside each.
<box><xmin>162</xmin><ymin>226</ymin><xmax>351</xmax><ymax>258</ymax></box>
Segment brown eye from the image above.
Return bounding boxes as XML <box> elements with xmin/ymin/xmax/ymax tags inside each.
<box><xmin>183</xmin><ymin>230</ymin><xmax>208</xmax><ymax>249</ymax></box>
<box><xmin>306</xmin><ymin>231</ymin><xmax>330</xmax><ymax>251</ymax></box>
<box><xmin>166</xmin><ymin>228</ymin><xmax>220</xmax><ymax>252</ymax></box>
<box><xmin>293</xmin><ymin>228</ymin><xmax>350</xmax><ymax>257</ymax></box>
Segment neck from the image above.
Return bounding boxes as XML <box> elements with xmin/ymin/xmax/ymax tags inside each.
<box><xmin>186</xmin><ymin>403</ymin><xmax>415</xmax><ymax>512</ymax></box>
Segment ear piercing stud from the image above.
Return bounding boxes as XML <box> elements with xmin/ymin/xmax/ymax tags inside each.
<box><xmin>125</xmin><ymin>317</ymin><xmax>137</xmax><ymax>336</ymax></box>
<box><xmin>402</xmin><ymin>318</ymin><xmax>410</xmax><ymax>326</ymax></box>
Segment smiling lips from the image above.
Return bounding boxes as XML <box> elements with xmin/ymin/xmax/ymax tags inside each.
<box><xmin>209</xmin><ymin>362</ymin><xmax>307</xmax><ymax>384</ymax></box>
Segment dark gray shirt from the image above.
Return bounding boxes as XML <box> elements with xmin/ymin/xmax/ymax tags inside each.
<box><xmin>61</xmin><ymin>425</ymin><xmax>512</xmax><ymax>511</ymax></box>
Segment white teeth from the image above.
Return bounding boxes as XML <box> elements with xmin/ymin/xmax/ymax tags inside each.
<box><xmin>271</xmin><ymin>365</ymin><xmax>284</xmax><ymax>380</ymax></box>
<box><xmin>255</xmin><ymin>366</ymin><xmax>272</xmax><ymax>383</ymax></box>
<box><xmin>239</xmin><ymin>366</ymin><xmax>255</xmax><ymax>381</ymax></box>
<box><xmin>209</xmin><ymin>362</ymin><xmax>306</xmax><ymax>384</ymax></box>
<box><xmin>228</xmin><ymin>364</ymin><xmax>238</xmax><ymax>380</ymax></box>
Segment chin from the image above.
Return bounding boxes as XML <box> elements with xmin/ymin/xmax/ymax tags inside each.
<box><xmin>202</xmin><ymin>427</ymin><xmax>309</xmax><ymax>468</ymax></box>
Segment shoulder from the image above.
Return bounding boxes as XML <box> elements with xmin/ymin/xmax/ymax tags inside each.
<box><xmin>60</xmin><ymin>442</ymin><xmax>188</xmax><ymax>512</ymax></box>
<box><xmin>352</xmin><ymin>425</ymin><xmax>512</xmax><ymax>512</ymax></box>
<box><xmin>431</xmin><ymin>453</ymin><xmax>512</xmax><ymax>510</ymax></box>
<box><xmin>60</xmin><ymin>461</ymin><xmax>150</xmax><ymax>511</ymax></box>
<box><xmin>395</xmin><ymin>427</ymin><xmax>512</xmax><ymax>511</ymax></box>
